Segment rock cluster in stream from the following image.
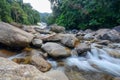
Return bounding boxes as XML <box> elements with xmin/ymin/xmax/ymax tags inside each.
<box><xmin>0</xmin><ymin>22</ymin><xmax>120</xmax><ymax>80</ymax></box>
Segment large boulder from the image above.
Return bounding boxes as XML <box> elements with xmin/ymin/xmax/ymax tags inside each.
<box><xmin>94</xmin><ymin>29</ymin><xmax>120</xmax><ymax>42</ymax></box>
<box><xmin>0</xmin><ymin>57</ymin><xmax>53</xmax><ymax>80</ymax></box>
<box><xmin>84</xmin><ymin>33</ymin><xmax>95</xmax><ymax>40</ymax></box>
<box><xmin>31</xmin><ymin>55</ymin><xmax>51</xmax><ymax>72</ymax></box>
<box><xmin>65</xmin><ymin>66</ymin><xmax>114</xmax><ymax>80</ymax></box>
<box><xmin>113</xmin><ymin>26</ymin><xmax>120</xmax><ymax>32</ymax></box>
<box><xmin>101</xmin><ymin>30</ymin><xmax>120</xmax><ymax>42</ymax></box>
<box><xmin>60</xmin><ymin>34</ymin><xmax>79</xmax><ymax>48</ymax></box>
<box><xmin>45</xmin><ymin>70</ymin><xmax>69</xmax><ymax>80</ymax></box>
<box><xmin>95</xmin><ymin>29</ymin><xmax>110</xmax><ymax>39</ymax></box>
<box><xmin>32</xmin><ymin>38</ymin><xmax>43</xmax><ymax>47</ymax></box>
<box><xmin>50</xmin><ymin>24</ymin><xmax>65</xmax><ymax>33</ymax></box>
<box><xmin>75</xmin><ymin>43</ymin><xmax>90</xmax><ymax>54</ymax></box>
<box><xmin>41</xmin><ymin>42</ymin><xmax>71</xmax><ymax>58</ymax></box>
<box><xmin>0</xmin><ymin>22</ymin><xmax>34</xmax><ymax>47</ymax></box>
<box><xmin>22</xmin><ymin>25</ymin><xmax>36</xmax><ymax>34</ymax></box>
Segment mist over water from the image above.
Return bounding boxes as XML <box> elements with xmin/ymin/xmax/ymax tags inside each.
<box><xmin>65</xmin><ymin>44</ymin><xmax>120</xmax><ymax>77</ymax></box>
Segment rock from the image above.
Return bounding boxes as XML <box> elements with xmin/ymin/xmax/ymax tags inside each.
<box><xmin>34</xmin><ymin>27</ymin><xmax>52</xmax><ymax>34</ymax></box>
<box><xmin>95</xmin><ymin>29</ymin><xmax>110</xmax><ymax>39</ymax></box>
<box><xmin>108</xmin><ymin>43</ymin><xmax>120</xmax><ymax>49</ymax></box>
<box><xmin>71</xmin><ymin>49</ymin><xmax>78</xmax><ymax>56</ymax></box>
<box><xmin>113</xmin><ymin>26</ymin><xmax>120</xmax><ymax>32</ymax></box>
<box><xmin>22</xmin><ymin>25</ymin><xmax>36</xmax><ymax>34</ymax></box>
<box><xmin>32</xmin><ymin>38</ymin><xmax>43</xmax><ymax>47</ymax></box>
<box><xmin>31</xmin><ymin>55</ymin><xmax>51</xmax><ymax>72</ymax></box>
<box><xmin>10</xmin><ymin>22</ymin><xmax>23</xmax><ymax>28</ymax></box>
<box><xmin>101</xmin><ymin>30</ymin><xmax>120</xmax><ymax>42</ymax></box>
<box><xmin>103</xmin><ymin>48</ymin><xmax>120</xmax><ymax>58</ymax></box>
<box><xmin>85</xmin><ymin>29</ymin><xmax>93</xmax><ymax>33</ymax></box>
<box><xmin>0</xmin><ymin>57</ymin><xmax>53</xmax><ymax>80</ymax></box>
<box><xmin>84</xmin><ymin>33</ymin><xmax>95</xmax><ymax>40</ymax></box>
<box><xmin>41</xmin><ymin>42</ymin><xmax>71</xmax><ymax>58</ymax></box>
<box><xmin>65</xmin><ymin>67</ymin><xmax>113</xmax><ymax>80</ymax></box>
<box><xmin>60</xmin><ymin>34</ymin><xmax>79</xmax><ymax>48</ymax></box>
<box><xmin>76</xmin><ymin>32</ymin><xmax>85</xmax><ymax>40</ymax></box>
<box><xmin>71</xmin><ymin>29</ymin><xmax>78</xmax><ymax>34</ymax></box>
<box><xmin>0</xmin><ymin>22</ymin><xmax>34</xmax><ymax>47</ymax></box>
<box><xmin>50</xmin><ymin>24</ymin><xmax>65</xmax><ymax>33</ymax></box>
<box><xmin>96</xmin><ymin>40</ymin><xmax>110</xmax><ymax>45</ymax></box>
<box><xmin>41</xmin><ymin>33</ymin><xmax>61</xmax><ymax>42</ymax></box>
<box><xmin>113</xmin><ymin>77</ymin><xmax>120</xmax><ymax>80</ymax></box>
<box><xmin>45</xmin><ymin>70</ymin><xmax>69</xmax><ymax>80</ymax></box>
<box><xmin>75</xmin><ymin>43</ymin><xmax>90</xmax><ymax>54</ymax></box>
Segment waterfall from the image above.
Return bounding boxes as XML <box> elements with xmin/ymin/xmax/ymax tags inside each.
<box><xmin>65</xmin><ymin>44</ymin><xmax>120</xmax><ymax>77</ymax></box>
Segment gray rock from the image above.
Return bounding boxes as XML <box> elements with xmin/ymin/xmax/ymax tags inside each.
<box><xmin>32</xmin><ymin>38</ymin><xmax>43</xmax><ymax>47</ymax></box>
<box><xmin>50</xmin><ymin>24</ymin><xmax>65</xmax><ymax>33</ymax></box>
<box><xmin>0</xmin><ymin>22</ymin><xmax>34</xmax><ymax>47</ymax></box>
<box><xmin>84</xmin><ymin>33</ymin><xmax>94</xmax><ymax>40</ymax></box>
<box><xmin>41</xmin><ymin>42</ymin><xmax>71</xmax><ymax>58</ymax></box>
<box><xmin>75</xmin><ymin>43</ymin><xmax>90</xmax><ymax>54</ymax></box>
<box><xmin>94</xmin><ymin>29</ymin><xmax>110</xmax><ymax>39</ymax></box>
<box><xmin>60</xmin><ymin>34</ymin><xmax>79</xmax><ymax>48</ymax></box>
<box><xmin>85</xmin><ymin>29</ymin><xmax>93</xmax><ymax>33</ymax></box>
<box><xmin>101</xmin><ymin>30</ymin><xmax>120</xmax><ymax>42</ymax></box>
<box><xmin>113</xmin><ymin>26</ymin><xmax>120</xmax><ymax>32</ymax></box>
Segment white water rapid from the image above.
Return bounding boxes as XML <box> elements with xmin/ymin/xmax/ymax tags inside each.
<box><xmin>66</xmin><ymin>44</ymin><xmax>120</xmax><ymax>77</ymax></box>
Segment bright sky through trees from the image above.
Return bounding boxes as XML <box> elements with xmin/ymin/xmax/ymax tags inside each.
<box><xmin>23</xmin><ymin>0</ymin><xmax>52</xmax><ymax>13</ymax></box>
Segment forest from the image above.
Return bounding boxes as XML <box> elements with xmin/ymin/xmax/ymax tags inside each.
<box><xmin>1</xmin><ymin>0</ymin><xmax>120</xmax><ymax>30</ymax></box>
<box><xmin>0</xmin><ymin>0</ymin><xmax>40</xmax><ymax>25</ymax></box>
<box><xmin>48</xmin><ymin>0</ymin><xmax>120</xmax><ymax>30</ymax></box>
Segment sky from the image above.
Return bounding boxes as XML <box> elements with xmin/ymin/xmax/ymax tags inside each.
<box><xmin>23</xmin><ymin>0</ymin><xmax>52</xmax><ymax>13</ymax></box>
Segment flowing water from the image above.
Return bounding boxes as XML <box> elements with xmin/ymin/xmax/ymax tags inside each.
<box><xmin>3</xmin><ymin>43</ymin><xmax>120</xmax><ymax>79</ymax></box>
<box><xmin>65</xmin><ymin>44</ymin><xmax>120</xmax><ymax>77</ymax></box>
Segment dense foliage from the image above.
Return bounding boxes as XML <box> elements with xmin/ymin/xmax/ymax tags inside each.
<box><xmin>49</xmin><ymin>0</ymin><xmax>120</xmax><ymax>30</ymax></box>
<box><xmin>0</xmin><ymin>0</ymin><xmax>40</xmax><ymax>25</ymax></box>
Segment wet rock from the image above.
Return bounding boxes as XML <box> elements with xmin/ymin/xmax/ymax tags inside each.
<box><xmin>103</xmin><ymin>48</ymin><xmax>120</xmax><ymax>58</ymax></box>
<box><xmin>95</xmin><ymin>29</ymin><xmax>110</xmax><ymax>39</ymax></box>
<box><xmin>114</xmin><ymin>26</ymin><xmax>120</xmax><ymax>32</ymax></box>
<box><xmin>32</xmin><ymin>38</ymin><xmax>43</xmax><ymax>47</ymax></box>
<box><xmin>113</xmin><ymin>77</ymin><xmax>120</xmax><ymax>80</ymax></box>
<box><xmin>65</xmin><ymin>68</ymin><xmax>113</xmax><ymax>80</ymax></box>
<box><xmin>50</xmin><ymin>24</ymin><xmax>65</xmax><ymax>33</ymax></box>
<box><xmin>45</xmin><ymin>70</ymin><xmax>69</xmax><ymax>80</ymax></box>
<box><xmin>101</xmin><ymin>30</ymin><xmax>120</xmax><ymax>42</ymax></box>
<box><xmin>96</xmin><ymin>40</ymin><xmax>110</xmax><ymax>45</ymax></box>
<box><xmin>60</xmin><ymin>34</ymin><xmax>79</xmax><ymax>48</ymax></box>
<box><xmin>84</xmin><ymin>33</ymin><xmax>95</xmax><ymax>40</ymax></box>
<box><xmin>0</xmin><ymin>22</ymin><xmax>34</xmax><ymax>47</ymax></box>
<box><xmin>41</xmin><ymin>42</ymin><xmax>71</xmax><ymax>58</ymax></box>
<box><xmin>108</xmin><ymin>43</ymin><xmax>120</xmax><ymax>49</ymax></box>
<box><xmin>71</xmin><ymin>49</ymin><xmax>78</xmax><ymax>56</ymax></box>
<box><xmin>31</xmin><ymin>55</ymin><xmax>51</xmax><ymax>72</ymax></box>
<box><xmin>75</xmin><ymin>43</ymin><xmax>90</xmax><ymax>54</ymax></box>
<box><xmin>0</xmin><ymin>57</ymin><xmax>53</xmax><ymax>80</ymax></box>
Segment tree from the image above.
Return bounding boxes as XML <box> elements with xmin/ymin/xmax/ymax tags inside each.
<box><xmin>0</xmin><ymin>0</ymin><xmax>40</xmax><ymax>25</ymax></box>
<box><xmin>49</xmin><ymin>0</ymin><xmax>120</xmax><ymax>30</ymax></box>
